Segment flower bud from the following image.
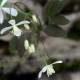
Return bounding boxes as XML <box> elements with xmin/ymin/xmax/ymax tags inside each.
<box><xmin>32</xmin><ymin>15</ymin><xmax>37</xmax><ymax>22</ymax></box>
<box><xmin>24</xmin><ymin>40</ymin><xmax>29</xmax><ymax>50</ymax></box>
<box><xmin>28</xmin><ymin>44</ymin><xmax>35</xmax><ymax>53</ymax></box>
<box><xmin>24</xmin><ymin>24</ymin><xmax>30</xmax><ymax>30</ymax></box>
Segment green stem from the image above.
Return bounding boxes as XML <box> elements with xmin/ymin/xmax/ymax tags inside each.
<box><xmin>18</xmin><ymin>10</ymin><xmax>32</xmax><ymax>16</ymax></box>
<box><xmin>0</xmin><ymin>54</ymin><xmax>32</xmax><ymax>68</ymax></box>
<box><xmin>36</xmin><ymin>43</ymin><xmax>47</xmax><ymax>65</ymax></box>
<box><xmin>33</xmin><ymin>22</ymin><xmax>38</xmax><ymax>31</ymax></box>
<box><xmin>40</xmin><ymin>41</ymin><xmax>50</xmax><ymax>60</ymax></box>
<box><xmin>10</xmin><ymin>8</ymin><xmax>13</xmax><ymax>19</ymax></box>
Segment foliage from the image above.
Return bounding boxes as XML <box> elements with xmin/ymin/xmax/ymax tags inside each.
<box><xmin>43</xmin><ymin>0</ymin><xmax>70</xmax><ymax>37</ymax></box>
<box><xmin>0</xmin><ymin>0</ymin><xmax>70</xmax><ymax>78</ymax></box>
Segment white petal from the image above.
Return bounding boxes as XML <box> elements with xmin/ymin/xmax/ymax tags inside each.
<box><xmin>8</xmin><ymin>20</ymin><xmax>16</xmax><ymax>25</ymax></box>
<box><xmin>0</xmin><ymin>10</ymin><xmax>3</xmax><ymax>24</ymax></box>
<box><xmin>12</xmin><ymin>28</ymin><xmax>21</xmax><ymax>36</ymax></box>
<box><xmin>0</xmin><ymin>26</ymin><xmax>12</xmax><ymax>34</ymax></box>
<box><xmin>16</xmin><ymin>21</ymin><xmax>30</xmax><ymax>26</ymax></box>
<box><xmin>38</xmin><ymin>71</ymin><xmax>42</xmax><ymax>79</ymax></box>
<box><xmin>2</xmin><ymin>7</ymin><xmax>18</xmax><ymax>16</ymax></box>
<box><xmin>49</xmin><ymin>65</ymin><xmax>53</xmax><ymax>69</ymax></box>
<box><xmin>38</xmin><ymin>66</ymin><xmax>47</xmax><ymax>78</ymax></box>
<box><xmin>1</xmin><ymin>0</ymin><xmax>7</xmax><ymax>7</ymax></box>
<box><xmin>52</xmin><ymin>61</ymin><xmax>63</xmax><ymax>65</ymax></box>
<box><xmin>41</xmin><ymin>66</ymin><xmax>47</xmax><ymax>72</ymax></box>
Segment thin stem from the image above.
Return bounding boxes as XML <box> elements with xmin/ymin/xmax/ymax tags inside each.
<box><xmin>14</xmin><ymin>2</ymin><xmax>32</xmax><ymax>19</ymax></box>
<box><xmin>33</xmin><ymin>22</ymin><xmax>38</xmax><ymax>31</ymax></box>
<box><xmin>6</xmin><ymin>3</ymin><xmax>13</xmax><ymax>19</ymax></box>
<box><xmin>0</xmin><ymin>54</ymin><xmax>32</xmax><ymax>68</ymax></box>
<box><xmin>10</xmin><ymin>7</ymin><xmax>13</xmax><ymax>19</ymax></box>
<box><xmin>36</xmin><ymin>43</ymin><xmax>47</xmax><ymax>65</ymax></box>
<box><xmin>18</xmin><ymin>10</ymin><xmax>32</xmax><ymax>16</ymax></box>
<box><xmin>14</xmin><ymin>3</ymin><xmax>32</xmax><ymax>16</ymax></box>
<box><xmin>37</xmin><ymin>16</ymin><xmax>43</xmax><ymax>30</ymax></box>
<box><xmin>15</xmin><ymin>4</ymin><xmax>24</xmax><ymax>11</ymax></box>
<box><xmin>40</xmin><ymin>41</ymin><xmax>50</xmax><ymax>60</ymax></box>
<box><xmin>15</xmin><ymin>2</ymin><xmax>29</xmax><ymax>11</ymax></box>
<box><xmin>15</xmin><ymin>2</ymin><xmax>26</xmax><ymax>7</ymax></box>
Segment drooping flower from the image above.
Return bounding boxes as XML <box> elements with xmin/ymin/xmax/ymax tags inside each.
<box><xmin>46</xmin><ymin>66</ymin><xmax>55</xmax><ymax>77</ymax></box>
<box><xmin>38</xmin><ymin>61</ymin><xmax>62</xmax><ymax>78</ymax></box>
<box><xmin>0</xmin><ymin>19</ymin><xmax>30</xmax><ymax>36</ymax></box>
<box><xmin>32</xmin><ymin>15</ymin><xmax>37</xmax><ymax>23</ymax></box>
<box><xmin>24</xmin><ymin>40</ymin><xmax>29</xmax><ymax>50</ymax></box>
<box><xmin>28</xmin><ymin>44</ymin><xmax>35</xmax><ymax>53</ymax></box>
<box><xmin>0</xmin><ymin>0</ymin><xmax>18</xmax><ymax>24</ymax></box>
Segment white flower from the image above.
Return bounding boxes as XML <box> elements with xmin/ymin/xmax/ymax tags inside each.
<box><xmin>24</xmin><ymin>24</ymin><xmax>30</xmax><ymax>30</ymax></box>
<box><xmin>38</xmin><ymin>61</ymin><xmax>63</xmax><ymax>78</ymax></box>
<box><xmin>28</xmin><ymin>44</ymin><xmax>35</xmax><ymax>53</ymax></box>
<box><xmin>46</xmin><ymin>66</ymin><xmax>55</xmax><ymax>77</ymax></box>
<box><xmin>32</xmin><ymin>15</ymin><xmax>37</xmax><ymax>22</ymax></box>
<box><xmin>0</xmin><ymin>19</ymin><xmax>30</xmax><ymax>36</ymax></box>
<box><xmin>0</xmin><ymin>0</ymin><xmax>18</xmax><ymax>24</ymax></box>
<box><xmin>24</xmin><ymin>40</ymin><xmax>29</xmax><ymax>50</ymax></box>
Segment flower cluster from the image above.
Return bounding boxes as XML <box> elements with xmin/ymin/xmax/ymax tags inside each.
<box><xmin>24</xmin><ymin>40</ymin><xmax>35</xmax><ymax>54</ymax></box>
<box><xmin>0</xmin><ymin>0</ymin><xmax>37</xmax><ymax>37</ymax></box>
<box><xmin>0</xmin><ymin>0</ymin><xmax>63</xmax><ymax>79</ymax></box>
<box><xmin>0</xmin><ymin>0</ymin><xmax>36</xmax><ymax>54</ymax></box>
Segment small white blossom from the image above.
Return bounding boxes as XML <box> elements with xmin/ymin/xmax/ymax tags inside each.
<box><xmin>38</xmin><ymin>61</ymin><xmax>62</xmax><ymax>78</ymax></box>
<box><xmin>0</xmin><ymin>19</ymin><xmax>30</xmax><ymax>36</ymax></box>
<box><xmin>47</xmin><ymin>66</ymin><xmax>55</xmax><ymax>77</ymax></box>
<box><xmin>24</xmin><ymin>40</ymin><xmax>29</xmax><ymax>50</ymax></box>
<box><xmin>32</xmin><ymin>15</ymin><xmax>37</xmax><ymax>22</ymax></box>
<box><xmin>28</xmin><ymin>44</ymin><xmax>35</xmax><ymax>53</ymax></box>
<box><xmin>24</xmin><ymin>24</ymin><xmax>30</xmax><ymax>30</ymax></box>
<box><xmin>0</xmin><ymin>0</ymin><xmax>18</xmax><ymax>24</ymax></box>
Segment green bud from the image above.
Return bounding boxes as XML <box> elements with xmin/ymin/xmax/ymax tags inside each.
<box><xmin>32</xmin><ymin>15</ymin><xmax>37</xmax><ymax>22</ymax></box>
<box><xmin>24</xmin><ymin>24</ymin><xmax>30</xmax><ymax>30</ymax></box>
<box><xmin>28</xmin><ymin>44</ymin><xmax>35</xmax><ymax>53</ymax></box>
<box><xmin>24</xmin><ymin>40</ymin><xmax>29</xmax><ymax>50</ymax></box>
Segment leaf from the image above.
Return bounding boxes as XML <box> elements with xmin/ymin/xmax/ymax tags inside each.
<box><xmin>17</xmin><ymin>34</ymin><xmax>26</xmax><ymax>57</ymax></box>
<box><xmin>43</xmin><ymin>0</ymin><xmax>67</xmax><ymax>22</ymax></box>
<box><xmin>49</xmin><ymin>15</ymin><xmax>70</xmax><ymax>25</ymax></box>
<box><xmin>0</xmin><ymin>0</ymin><xmax>2</xmax><ymax>3</ymax></box>
<box><xmin>9</xmin><ymin>36</ymin><xmax>18</xmax><ymax>53</ymax></box>
<box><xmin>44</xmin><ymin>25</ymin><xmax>66</xmax><ymax>37</ymax></box>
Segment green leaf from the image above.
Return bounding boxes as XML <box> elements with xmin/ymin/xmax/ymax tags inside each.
<box><xmin>49</xmin><ymin>15</ymin><xmax>70</xmax><ymax>25</ymax></box>
<box><xmin>17</xmin><ymin>34</ymin><xmax>26</xmax><ymax>57</ymax></box>
<box><xmin>43</xmin><ymin>0</ymin><xmax>67</xmax><ymax>22</ymax></box>
<box><xmin>9</xmin><ymin>36</ymin><xmax>18</xmax><ymax>53</ymax></box>
<box><xmin>44</xmin><ymin>25</ymin><xmax>66</xmax><ymax>37</ymax></box>
<box><xmin>0</xmin><ymin>0</ymin><xmax>2</xmax><ymax>3</ymax></box>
